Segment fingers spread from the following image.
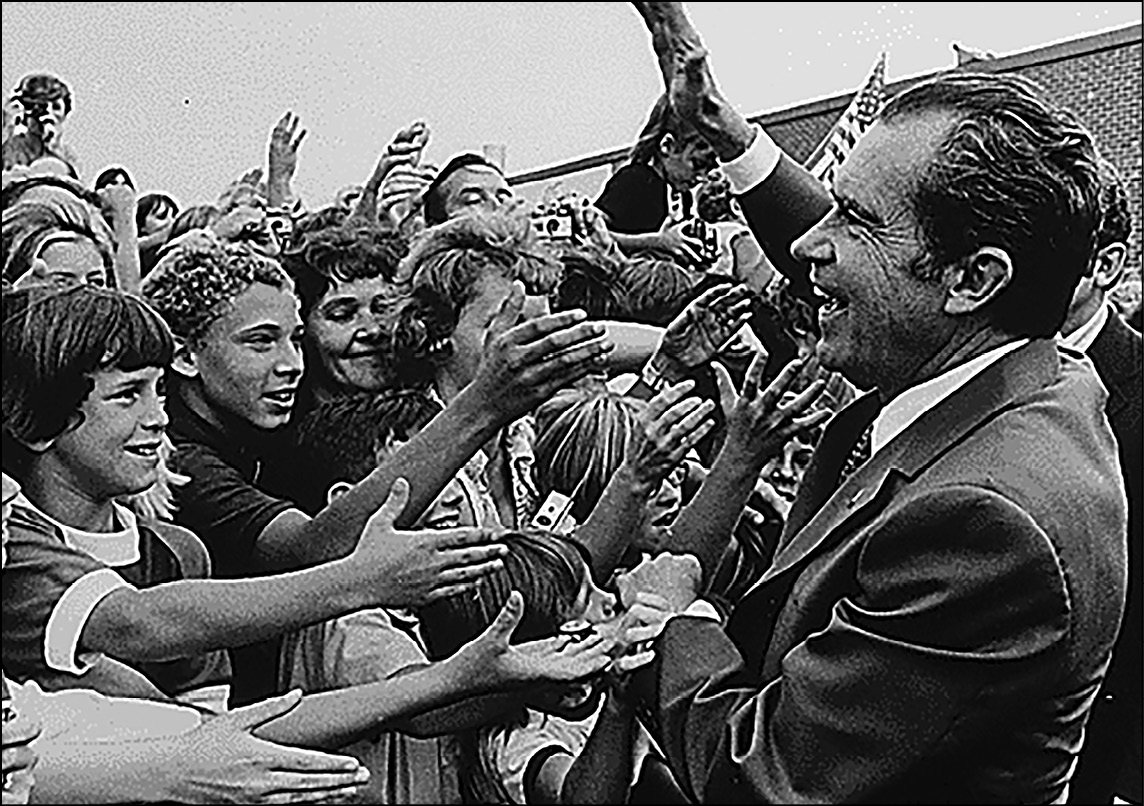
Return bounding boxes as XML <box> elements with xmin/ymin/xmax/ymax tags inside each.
<box><xmin>366</xmin><ymin>477</ymin><xmax>411</xmax><ymax>533</ymax></box>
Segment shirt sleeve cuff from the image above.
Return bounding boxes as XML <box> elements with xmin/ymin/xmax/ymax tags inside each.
<box><xmin>45</xmin><ymin>569</ymin><xmax>136</xmax><ymax>675</ymax></box>
<box><xmin>678</xmin><ymin>599</ymin><xmax>722</xmax><ymax>623</ymax></box>
<box><xmin>720</xmin><ymin>125</ymin><xmax>782</xmax><ymax>195</ymax></box>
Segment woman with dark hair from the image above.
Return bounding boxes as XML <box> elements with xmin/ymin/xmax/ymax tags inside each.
<box><xmin>594</xmin><ymin>93</ymin><xmax>717</xmax><ymax>268</ymax></box>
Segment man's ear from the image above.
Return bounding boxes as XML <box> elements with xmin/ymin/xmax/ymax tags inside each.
<box><xmin>1092</xmin><ymin>243</ymin><xmax>1128</xmax><ymax>292</ymax></box>
<box><xmin>943</xmin><ymin>246</ymin><xmax>1014</xmax><ymax>315</ymax></box>
<box><xmin>659</xmin><ymin>132</ymin><xmax>678</xmax><ymax>157</ymax></box>
<box><xmin>170</xmin><ymin>339</ymin><xmax>200</xmax><ymax>379</ymax></box>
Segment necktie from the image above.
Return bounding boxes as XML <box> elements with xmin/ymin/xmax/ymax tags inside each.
<box><xmin>838</xmin><ymin>422</ymin><xmax>874</xmax><ymax>483</ymax></box>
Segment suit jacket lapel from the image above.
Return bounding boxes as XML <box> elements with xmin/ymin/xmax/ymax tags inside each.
<box><xmin>752</xmin><ymin>339</ymin><xmax>1062</xmax><ymax>594</ymax></box>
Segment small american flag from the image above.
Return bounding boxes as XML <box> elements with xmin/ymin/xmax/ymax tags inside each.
<box><xmin>806</xmin><ymin>52</ymin><xmax>888</xmax><ymax>188</ymax></box>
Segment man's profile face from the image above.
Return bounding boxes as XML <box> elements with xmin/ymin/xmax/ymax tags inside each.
<box><xmin>792</xmin><ymin>113</ymin><xmax>956</xmax><ymax>393</ymax></box>
<box><xmin>439</xmin><ymin>166</ymin><xmax>513</xmax><ymax>221</ymax></box>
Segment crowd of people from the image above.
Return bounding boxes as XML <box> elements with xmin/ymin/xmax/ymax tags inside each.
<box><xmin>2</xmin><ymin>2</ymin><xmax>1141</xmax><ymax>804</ymax></box>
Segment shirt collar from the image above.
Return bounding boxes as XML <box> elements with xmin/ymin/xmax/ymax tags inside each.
<box><xmin>14</xmin><ymin>494</ymin><xmax>140</xmax><ymax>567</ymax></box>
<box><xmin>871</xmin><ymin>338</ymin><xmax>1031</xmax><ymax>456</ymax></box>
<box><xmin>1058</xmin><ymin>300</ymin><xmax>1112</xmax><ymax>355</ymax></box>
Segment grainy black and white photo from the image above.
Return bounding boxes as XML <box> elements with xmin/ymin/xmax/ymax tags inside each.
<box><xmin>1</xmin><ymin>2</ymin><xmax>1141</xmax><ymax>803</ymax></box>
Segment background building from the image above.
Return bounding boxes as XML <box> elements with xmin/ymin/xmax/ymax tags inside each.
<box><xmin>511</xmin><ymin>22</ymin><xmax>1142</xmax><ymax>288</ymax></box>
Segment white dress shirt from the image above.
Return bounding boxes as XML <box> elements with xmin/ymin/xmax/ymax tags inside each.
<box><xmin>1058</xmin><ymin>300</ymin><xmax>1112</xmax><ymax>355</ymax></box>
<box><xmin>870</xmin><ymin>340</ymin><xmax>1030</xmax><ymax>456</ymax></box>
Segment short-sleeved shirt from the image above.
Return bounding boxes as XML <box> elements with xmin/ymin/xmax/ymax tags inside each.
<box><xmin>167</xmin><ymin>388</ymin><xmax>296</xmax><ymax>706</ymax></box>
<box><xmin>1</xmin><ymin>496</ymin><xmax>231</xmax><ymax>709</ymax></box>
<box><xmin>279</xmin><ymin>608</ymin><xmax>461</xmax><ymax>804</ymax></box>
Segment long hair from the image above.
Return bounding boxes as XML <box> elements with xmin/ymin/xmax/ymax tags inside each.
<box><xmin>419</xmin><ymin>529</ymin><xmax>590</xmax><ymax>805</ymax></box>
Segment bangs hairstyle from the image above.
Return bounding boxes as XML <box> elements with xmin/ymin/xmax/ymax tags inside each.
<box><xmin>2</xmin><ymin>284</ymin><xmax>173</xmax><ymax>449</ymax></box>
<box><xmin>880</xmin><ymin>72</ymin><xmax>1101</xmax><ymax>338</ymax></box>
<box><xmin>407</xmin><ymin>210</ymin><xmax>561</xmax><ymax>325</ymax></box>
<box><xmin>419</xmin><ymin>529</ymin><xmax>589</xmax><ymax>662</ymax></box>
<box><xmin>280</xmin><ymin>222</ymin><xmax>409</xmax><ymax>319</ymax></box>
<box><xmin>93</xmin><ymin>166</ymin><xmax>134</xmax><ymax>192</ymax></box>
<box><xmin>533</xmin><ymin>388</ymin><xmax>646</xmax><ymax>523</ymax></box>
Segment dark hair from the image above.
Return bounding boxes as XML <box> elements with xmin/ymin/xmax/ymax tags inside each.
<box><xmin>295</xmin><ymin>388</ymin><xmax>442</xmax><ymax>497</ymax></box>
<box><xmin>2</xmin><ymin>198</ymin><xmax>115</xmax><ymax>286</ymax></box>
<box><xmin>407</xmin><ymin>210</ymin><xmax>561</xmax><ymax>325</ymax></box>
<box><xmin>12</xmin><ymin>74</ymin><xmax>72</xmax><ymax>117</ymax></box>
<box><xmin>615</xmin><ymin>256</ymin><xmax>695</xmax><ymax>325</ymax></box>
<box><xmin>280</xmin><ymin>222</ymin><xmax>408</xmax><ymax>319</ymax></box>
<box><xmin>880</xmin><ymin>72</ymin><xmax>1101</xmax><ymax>337</ymax></box>
<box><xmin>422</xmin><ymin>153</ymin><xmax>503</xmax><ymax>226</ymax></box>
<box><xmin>1095</xmin><ymin>159</ymin><xmax>1131</xmax><ymax>251</ymax></box>
<box><xmin>93</xmin><ymin>166</ymin><xmax>134</xmax><ymax>192</ymax></box>
<box><xmin>2</xmin><ymin>284</ymin><xmax>173</xmax><ymax>473</ymax></box>
<box><xmin>551</xmin><ymin>248</ymin><xmax>629</xmax><ymax>320</ymax></box>
<box><xmin>135</xmin><ymin>192</ymin><xmax>179</xmax><ymax>235</ymax></box>
<box><xmin>286</xmin><ymin>205</ymin><xmax>351</xmax><ymax>253</ymax></box>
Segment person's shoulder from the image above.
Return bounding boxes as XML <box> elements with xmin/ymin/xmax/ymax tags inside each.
<box><xmin>604</xmin><ymin>162</ymin><xmax>661</xmax><ymax>190</ymax></box>
<box><xmin>7</xmin><ymin>497</ymin><xmax>64</xmax><ymax>543</ymax></box>
<box><xmin>141</xmin><ymin>517</ymin><xmax>212</xmax><ymax>579</ymax></box>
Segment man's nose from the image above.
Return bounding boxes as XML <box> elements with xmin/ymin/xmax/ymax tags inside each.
<box><xmin>791</xmin><ymin>222</ymin><xmax>835</xmax><ymax>267</ymax></box>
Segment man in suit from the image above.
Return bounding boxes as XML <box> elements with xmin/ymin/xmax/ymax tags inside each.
<box><xmin>619</xmin><ymin>4</ymin><xmax>1129</xmax><ymax>802</ymax></box>
<box><xmin>1062</xmin><ymin>163</ymin><xmax>1142</xmax><ymax>805</ymax></box>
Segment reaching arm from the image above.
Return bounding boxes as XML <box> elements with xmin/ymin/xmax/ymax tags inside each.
<box><xmin>254</xmin><ymin>286</ymin><xmax>613</xmax><ymax>572</ymax></box>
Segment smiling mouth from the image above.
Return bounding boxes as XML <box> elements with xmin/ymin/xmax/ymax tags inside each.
<box><xmin>263</xmin><ymin>390</ymin><xmax>296</xmax><ymax>405</ymax></box>
<box><xmin>425</xmin><ymin>512</ymin><xmax>461</xmax><ymax>529</ymax></box>
<box><xmin>124</xmin><ymin>443</ymin><xmax>160</xmax><ymax>459</ymax></box>
<box><xmin>812</xmin><ymin>285</ymin><xmax>850</xmax><ymax>316</ymax></box>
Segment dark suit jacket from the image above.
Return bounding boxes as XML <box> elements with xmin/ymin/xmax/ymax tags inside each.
<box><xmin>1070</xmin><ymin>310</ymin><xmax>1143</xmax><ymax>801</ymax></box>
<box><xmin>634</xmin><ymin>339</ymin><xmax>1127</xmax><ymax>803</ymax></box>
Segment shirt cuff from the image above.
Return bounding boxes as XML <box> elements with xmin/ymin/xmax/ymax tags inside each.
<box><xmin>45</xmin><ymin>569</ymin><xmax>136</xmax><ymax>676</ymax></box>
<box><xmin>678</xmin><ymin>599</ymin><xmax>721</xmax><ymax>623</ymax></box>
<box><xmin>720</xmin><ymin>125</ymin><xmax>781</xmax><ymax>196</ymax></box>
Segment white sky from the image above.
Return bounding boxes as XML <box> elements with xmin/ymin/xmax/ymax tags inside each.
<box><xmin>3</xmin><ymin>2</ymin><xmax>1140</xmax><ymax>207</ymax></box>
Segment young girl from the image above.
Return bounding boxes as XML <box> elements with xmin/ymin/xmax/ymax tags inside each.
<box><xmin>419</xmin><ymin>529</ymin><xmax>687</xmax><ymax>804</ymax></box>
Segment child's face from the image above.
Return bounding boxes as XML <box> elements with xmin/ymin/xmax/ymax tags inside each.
<box><xmin>192</xmin><ymin>282</ymin><xmax>304</xmax><ymax>431</ymax></box>
<box><xmin>46</xmin><ymin>365</ymin><xmax>168</xmax><ymax>501</ymax></box>
<box><xmin>529</xmin><ymin>557</ymin><xmax>620</xmax><ymax>720</ymax></box>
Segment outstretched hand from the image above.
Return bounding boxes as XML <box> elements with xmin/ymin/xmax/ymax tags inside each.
<box><xmin>350</xmin><ymin>478</ymin><xmax>508</xmax><ymax>608</ymax></box>
<box><xmin>658</xmin><ymin>282</ymin><xmax>754</xmax><ymax>369</ymax></box>
<box><xmin>172</xmin><ymin>690</ymin><xmax>369</xmax><ymax>805</ymax></box>
<box><xmin>450</xmin><ymin>591</ymin><xmax>616</xmax><ymax>692</ymax></box>
<box><xmin>469</xmin><ymin>281</ymin><xmax>614</xmax><ymax>423</ymax></box>
<box><xmin>624</xmin><ymin>378</ymin><xmax>715</xmax><ymax>495</ymax></box>
<box><xmin>721</xmin><ymin>353</ymin><xmax>832</xmax><ymax>468</ymax></box>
